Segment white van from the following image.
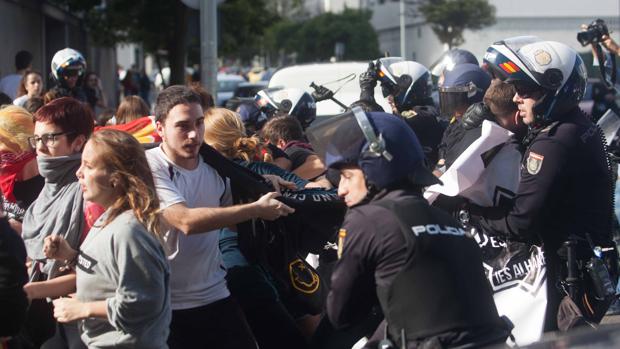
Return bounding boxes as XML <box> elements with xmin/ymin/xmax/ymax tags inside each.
<box><xmin>268</xmin><ymin>62</ymin><xmax>391</xmax><ymax>116</ymax></box>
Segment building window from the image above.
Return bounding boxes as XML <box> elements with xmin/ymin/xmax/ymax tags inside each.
<box><xmin>417</xmin><ymin>27</ymin><xmax>422</xmax><ymax>38</ymax></box>
<box><xmin>411</xmin><ymin>52</ymin><xmax>417</xmax><ymax>60</ymax></box>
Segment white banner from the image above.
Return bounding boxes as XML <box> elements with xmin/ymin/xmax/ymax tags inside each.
<box><xmin>424</xmin><ymin>120</ymin><xmax>546</xmax><ymax>346</ymax></box>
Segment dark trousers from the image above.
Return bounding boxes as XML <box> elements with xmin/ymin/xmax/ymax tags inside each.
<box><xmin>226</xmin><ymin>265</ymin><xmax>308</xmax><ymax>349</ymax></box>
<box><xmin>40</xmin><ymin>323</ymin><xmax>86</xmax><ymax>349</ymax></box>
<box><xmin>311</xmin><ymin>307</ymin><xmax>383</xmax><ymax>349</ymax></box>
<box><xmin>168</xmin><ymin>296</ymin><xmax>257</xmax><ymax>349</ymax></box>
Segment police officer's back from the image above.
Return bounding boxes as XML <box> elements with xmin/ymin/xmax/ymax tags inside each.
<box><xmin>477</xmin><ymin>37</ymin><xmax>617</xmax><ymax>330</ymax></box>
<box><xmin>307</xmin><ymin>109</ymin><xmax>510</xmax><ymax>348</ymax></box>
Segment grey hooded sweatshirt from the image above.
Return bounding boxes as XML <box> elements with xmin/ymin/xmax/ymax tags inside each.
<box><xmin>76</xmin><ymin>210</ymin><xmax>170</xmax><ymax>348</ymax></box>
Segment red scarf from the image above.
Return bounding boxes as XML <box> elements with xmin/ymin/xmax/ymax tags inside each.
<box><xmin>0</xmin><ymin>151</ymin><xmax>36</xmax><ymax>202</ymax></box>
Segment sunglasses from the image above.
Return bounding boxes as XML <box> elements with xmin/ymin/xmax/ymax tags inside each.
<box><xmin>64</xmin><ymin>69</ymin><xmax>82</xmax><ymax>78</ymax></box>
<box><xmin>513</xmin><ymin>83</ymin><xmax>543</xmax><ymax>99</ymax></box>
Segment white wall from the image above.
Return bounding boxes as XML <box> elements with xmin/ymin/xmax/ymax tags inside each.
<box><xmin>0</xmin><ymin>2</ymin><xmax>45</xmax><ymax>78</ymax></box>
<box><xmin>116</xmin><ymin>43</ymin><xmax>142</xmax><ymax>71</ymax></box>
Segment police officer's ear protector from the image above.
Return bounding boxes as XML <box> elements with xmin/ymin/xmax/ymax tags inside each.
<box><xmin>352</xmin><ymin>106</ymin><xmax>393</xmax><ymax>161</ymax></box>
<box><xmin>397</xmin><ymin>74</ymin><xmax>413</xmax><ymax>92</ymax></box>
<box><xmin>279</xmin><ymin>99</ymin><xmax>293</xmax><ymax>113</ymax></box>
<box><xmin>543</xmin><ymin>68</ymin><xmax>563</xmax><ymax>89</ymax></box>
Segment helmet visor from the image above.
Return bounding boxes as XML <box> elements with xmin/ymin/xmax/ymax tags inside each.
<box><xmin>305</xmin><ymin>110</ymin><xmax>366</xmax><ymax>169</ymax></box>
<box><xmin>439</xmin><ymin>89</ymin><xmax>470</xmax><ymax>118</ymax></box>
<box><xmin>376</xmin><ymin>57</ymin><xmax>405</xmax><ymax>96</ymax></box>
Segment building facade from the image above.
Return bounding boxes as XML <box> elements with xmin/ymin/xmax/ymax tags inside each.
<box><xmin>368</xmin><ymin>0</ymin><xmax>620</xmax><ymax>67</ymax></box>
<box><xmin>0</xmin><ymin>0</ymin><xmax>117</xmax><ymax>105</ymax></box>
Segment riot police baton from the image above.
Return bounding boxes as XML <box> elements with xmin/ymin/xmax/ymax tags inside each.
<box><xmin>564</xmin><ymin>238</ymin><xmax>580</xmax><ymax>300</ymax></box>
<box><xmin>310</xmin><ymin>82</ymin><xmax>350</xmax><ymax>111</ymax></box>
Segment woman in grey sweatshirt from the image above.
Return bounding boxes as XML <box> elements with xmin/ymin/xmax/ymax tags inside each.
<box><xmin>44</xmin><ymin>129</ymin><xmax>170</xmax><ymax>349</ymax></box>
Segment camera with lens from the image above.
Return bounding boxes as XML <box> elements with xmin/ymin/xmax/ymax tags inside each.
<box><xmin>578</xmin><ymin>19</ymin><xmax>609</xmax><ymax>46</ymax></box>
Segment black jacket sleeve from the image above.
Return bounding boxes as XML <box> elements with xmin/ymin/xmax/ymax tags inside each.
<box><xmin>0</xmin><ymin>217</ymin><xmax>28</xmax><ymax>336</ymax></box>
<box><xmin>473</xmin><ymin>133</ymin><xmax>568</xmax><ymax>242</ymax></box>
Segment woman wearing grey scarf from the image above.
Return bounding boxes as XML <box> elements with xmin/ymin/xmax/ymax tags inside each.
<box><xmin>20</xmin><ymin>97</ymin><xmax>94</xmax><ymax>349</ymax></box>
<box><xmin>22</xmin><ymin>153</ymin><xmax>84</xmax><ymax>279</ymax></box>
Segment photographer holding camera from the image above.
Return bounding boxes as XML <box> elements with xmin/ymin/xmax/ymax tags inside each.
<box><xmin>580</xmin><ymin>19</ymin><xmax>619</xmax><ymax>55</ymax></box>
<box><xmin>579</xmin><ymin>19</ymin><xmax>618</xmax><ymax>88</ymax></box>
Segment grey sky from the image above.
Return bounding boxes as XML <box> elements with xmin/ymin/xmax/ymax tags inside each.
<box><xmin>492</xmin><ymin>0</ymin><xmax>619</xmax><ymax>17</ymax></box>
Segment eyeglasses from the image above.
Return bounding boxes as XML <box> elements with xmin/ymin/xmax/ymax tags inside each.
<box><xmin>28</xmin><ymin>132</ymin><xmax>75</xmax><ymax>148</ymax></box>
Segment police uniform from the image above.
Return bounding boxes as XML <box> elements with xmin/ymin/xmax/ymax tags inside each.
<box><xmin>473</xmin><ymin>107</ymin><xmax>616</xmax><ymax>330</ymax></box>
<box><xmin>401</xmin><ymin>105</ymin><xmax>446</xmax><ymax>168</ymax></box>
<box><xmin>328</xmin><ymin>188</ymin><xmax>507</xmax><ymax>348</ymax></box>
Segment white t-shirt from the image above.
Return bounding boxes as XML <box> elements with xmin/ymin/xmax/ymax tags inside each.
<box><xmin>13</xmin><ymin>94</ymin><xmax>28</xmax><ymax>107</ymax></box>
<box><xmin>146</xmin><ymin>146</ymin><xmax>231</xmax><ymax>310</ymax></box>
<box><xmin>0</xmin><ymin>74</ymin><xmax>21</xmax><ymax>100</ymax></box>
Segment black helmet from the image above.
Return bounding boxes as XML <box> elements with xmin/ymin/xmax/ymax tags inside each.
<box><xmin>438</xmin><ymin>63</ymin><xmax>491</xmax><ymax>118</ymax></box>
<box><xmin>255</xmin><ymin>87</ymin><xmax>317</xmax><ymax>129</ymax></box>
<box><xmin>375</xmin><ymin>57</ymin><xmax>433</xmax><ymax>111</ymax></box>
<box><xmin>483</xmin><ymin>36</ymin><xmax>587</xmax><ymax>124</ymax></box>
<box><xmin>306</xmin><ymin>107</ymin><xmax>441</xmax><ymax>190</ymax></box>
<box><xmin>431</xmin><ymin>48</ymin><xmax>479</xmax><ymax>78</ymax></box>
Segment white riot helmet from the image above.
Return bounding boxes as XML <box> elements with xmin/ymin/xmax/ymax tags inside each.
<box><xmin>375</xmin><ymin>57</ymin><xmax>433</xmax><ymax>111</ymax></box>
<box><xmin>255</xmin><ymin>87</ymin><xmax>317</xmax><ymax>129</ymax></box>
<box><xmin>483</xmin><ymin>36</ymin><xmax>587</xmax><ymax>123</ymax></box>
<box><xmin>51</xmin><ymin>48</ymin><xmax>87</xmax><ymax>86</ymax></box>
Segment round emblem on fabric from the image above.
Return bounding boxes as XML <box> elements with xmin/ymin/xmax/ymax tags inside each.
<box><xmin>534</xmin><ymin>50</ymin><xmax>552</xmax><ymax>66</ymax></box>
<box><xmin>289</xmin><ymin>258</ymin><xmax>320</xmax><ymax>294</ymax></box>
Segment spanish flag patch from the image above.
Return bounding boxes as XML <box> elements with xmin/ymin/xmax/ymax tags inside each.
<box><xmin>337</xmin><ymin>229</ymin><xmax>347</xmax><ymax>259</ymax></box>
<box><xmin>499</xmin><ymin>61</ymin><xmax>521</xmax><ymax>74</ymax></box>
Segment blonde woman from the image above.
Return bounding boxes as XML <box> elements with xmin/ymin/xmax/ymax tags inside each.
<box><xmin>204</xmin><ymin>107</ymin><xmax>311</xmax><ymax>189</ymax></box>
<box><xmin>43</xmin><ymin>130</ymin><xmax>170</xmax><ymax>348</ymax></box>
<box><xmin>0</xmin><ymin>105</ymin><xmax>44</xmax><ymax>233</ymax></box>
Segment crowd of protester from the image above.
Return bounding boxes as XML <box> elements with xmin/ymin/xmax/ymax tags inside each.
<box><xmin>1</xmin><ymin>26</ymin><xmax>620</xmax><ymax>349</ymax></box>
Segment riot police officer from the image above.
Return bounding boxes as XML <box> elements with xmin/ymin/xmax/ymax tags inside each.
<box><xmin>49</xmin><ymin>48</ymin><xmax>87</xmax><ymax>102</ymax></box>
<box><xmin>474</xmin><ymin>36</ymin><xmax>618</xmax><ymax>330</ymax></box>
<box><xmin>306</xmin><ymin>108</ymin><xmax>510</xmax><ymax>348</ymax></box>
<box><xmin>255</xmin><ymin>87</ymin><xmax>317</xmax><ymax>129</ymax></box>
<box><xmin>436</xmin><ymin>63</ymin><xmax>492</xmax><ymax>171</ymax></box>
<box><xmin>359</xmin><ymin>58</ymin><xmax>445</xmax><ymax>167</ymax></box>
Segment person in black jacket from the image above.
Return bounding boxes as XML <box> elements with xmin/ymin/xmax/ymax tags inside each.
<box><xmin>436</xmin><ymin>63</ymin><xmax>492</xmax><ymax>171</ymax></box>
<box><xmin>0</xmin><ymin>213</ymin><xmax>28</xmax><ymax>341</ymax></box>
<box><xmin>474</xmin><ymin>36</ymin><xmax>618</xmax><ymax>331</ymax></box>
<box><xmin>306</xmin><ymin>108</ymin><xmax>510</xmax><ymax>349</ymax></box>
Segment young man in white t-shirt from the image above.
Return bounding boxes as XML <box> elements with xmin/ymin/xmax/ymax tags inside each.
<box><xmin>146</xmin><ymin>85</ymin><xmax>294</xmax><ymax>349</ymax></box>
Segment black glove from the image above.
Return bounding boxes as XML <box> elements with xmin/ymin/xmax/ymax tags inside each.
<box><xmin>461</xmin><ymin>102</ymin><xmax>494</xmax><ymax>130</ymax></box>
<box><xmin>359</xmin><ymin>62</ymin><xmax>378</xmax><ymax>91</ymax></box>
<box><xmin>311</xmin><ymin>84</ymin><xmax>333</xmax><ymax>102</ymax></box>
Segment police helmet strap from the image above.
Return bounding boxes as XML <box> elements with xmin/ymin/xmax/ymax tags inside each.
<box><xmin>352</xmin><ymin>107</ymin><xmax>393</xmax><ymax>161</ymax></box>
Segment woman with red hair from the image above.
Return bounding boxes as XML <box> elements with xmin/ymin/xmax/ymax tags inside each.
<box><xmin>21</xmin><ymin>97</ymin><xmax>95</xmax><ymax>349</ymax></box>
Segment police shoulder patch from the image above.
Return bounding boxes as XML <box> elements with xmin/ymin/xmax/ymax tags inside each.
<box><xmin>337</xmin><ymin>229</ymin><xmax>347</xmax><ymax>259</ymax></box>
<box><xmin>526</xmin><ymin>152</ymin><xmax>544</xmax><ymax>175</ymax></box>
